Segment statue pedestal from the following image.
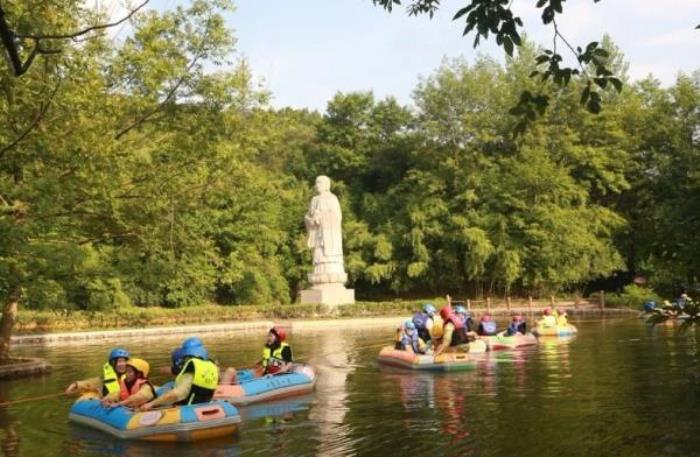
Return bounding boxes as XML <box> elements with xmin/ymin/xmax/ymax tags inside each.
<box><xmin>300</xmin><ymin>283</ymin><xmax>355</xmax><ymax>306</ymax></box>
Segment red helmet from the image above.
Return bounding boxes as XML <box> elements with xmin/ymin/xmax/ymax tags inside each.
<box><xmin>439</xmin><ymin>305</ymin><xmax>453</xmax><ymax>321</ymax></box>
<box><xmin>270</xmin><ymin>326</ymin><xmax>286</xmax><ymax>342</ymax></box>
<box><xmin>543</xmin><ymin>307</ymin><xmax>552</xmax><ymax>315</ymax></box>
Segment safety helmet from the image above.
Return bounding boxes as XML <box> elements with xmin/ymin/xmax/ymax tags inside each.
<box><xmin>404</xmin><ymin>320</ymin><xmax>416</xmax><ymax>330</ymax></box>
<box><xmin>108</xmin><ymin>348</ymin><xmax>130</xmax><ymax>361</ymax></box>
<box><xmin>439</xmin><ymin>305</ymin><xmax>453</xmax><ymax>321</ymax></box>
<box><xmin>182</xmin><ymin>336</ymin><xmax>203</xmax><ymax>350</ymax></box>
<box><xmin>422</xmin><ymin>303</ymin><xmax>437</xmax><ymax>316</ymax></box>
<box><xmin>481</xmin><ymin>313</ymin><xmax>493</xmax><ymax>322</ymax></box>
<box><xmin>171</xmin><ymin>347</ymin><xmax>185</xmax><ymax>368</ymax></box>
<box><xmin>270</xmin><ymin>326</ymin><xmax>287</xmax><ymax>342</ymax></box>
<box><xmin>454</xmin><ymin>305</ymin><xmax>468</xmax><ymax>315</ymax></box>
<box><xmin>126</xmin><ymin>358</ymin><xmax>150</xmax><ymax>378</ymax></box>
<box><xmin>543</xmin><ymin>307</ymin><xmax>552</xmax><ymax>315</ymax></box>
<box><xmin>182</xmin><ymin>344</ymin><xmax>209</xmax><ymax>360</ymax></box>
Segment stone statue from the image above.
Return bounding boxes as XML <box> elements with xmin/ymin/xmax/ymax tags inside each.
<box><xmin>304</xmin><ymin>175</ymin><xmax>347</xmax><ymax>284</ymax></box>
<box><xmin>300</xmin><ymin>175</ymin><xmax>354</xmax><ymax>306</ymax></box>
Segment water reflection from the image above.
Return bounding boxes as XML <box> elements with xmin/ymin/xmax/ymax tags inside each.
<box><xmin>307</xmin><ymin>329</ymin><xmax>356</xmax><ymax>457</ymax></box>
<box><xmin>0</xmin><ymin>391</ymin><xmax>20</xmax><ymax>457</ymax></box>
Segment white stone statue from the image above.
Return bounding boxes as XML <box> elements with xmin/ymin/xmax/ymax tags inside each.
<box><xmin>304</xmin><ymin>175</ymin><xmax>347</xmax><ymax>285</ymax></box>
<box><xmin>300</xmin><ymin>175</ymin><xmax>354</xmax><ymax>305</ymax></box>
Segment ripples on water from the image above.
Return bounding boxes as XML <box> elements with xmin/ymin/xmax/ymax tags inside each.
<box><xmin>2</xmin><ymin>319</ymin><xmax>700</xmax><ymax>456</ymax></box>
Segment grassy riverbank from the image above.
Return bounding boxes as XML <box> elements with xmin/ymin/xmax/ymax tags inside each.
<box><xmin>11</xmin><ymin>297</ymin><xmax>619</xmax><ymax>334</ymax></box>
<box><xmin>13</xmin><ymin>300</ymin><xmax>430</xmax><ymax>334</ymax></box>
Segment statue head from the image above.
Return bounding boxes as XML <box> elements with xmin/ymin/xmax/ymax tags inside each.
<box><xmin>314</xmin><ymin>175</ymin><xmax>331</xmax><ymax>194</ymax></box>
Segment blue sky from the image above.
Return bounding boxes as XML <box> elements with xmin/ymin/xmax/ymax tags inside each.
<box><xmin>227</xmin><ymin>0</ymin><xmax>699</xmax><ymax>111</ymax></box>
<box><xmin>108</xmin><ymin>0</ymin><xmax>700</xmax><ymax>111</ymax></box>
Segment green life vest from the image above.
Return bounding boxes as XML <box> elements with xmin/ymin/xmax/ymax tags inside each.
<box><xmin>262</xmin><ymin>342</ymin><xmax>290</xmax><ymax>373</ymax></box>
<box><xmin>175</xmin><ymin>358</ymin><xmax>219</xmax><ymax>405</ymax></box>
<box><xmin>101</xmin><ymin>362</ymin><xmax>121</xmax><ymax>396</ymax></box>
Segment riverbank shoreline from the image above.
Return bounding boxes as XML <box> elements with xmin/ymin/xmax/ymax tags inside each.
<box><xmin>10</xmin><ymin>306</ymin><xmax>638</xmax><ymax>347</ymax></box>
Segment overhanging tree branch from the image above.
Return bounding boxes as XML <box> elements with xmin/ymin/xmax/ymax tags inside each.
<box><xmin>0</xmin><ymin>77</ymin><xmax>62</xmax><ymax>157</ymax></box>
<box><xmin>15</xmin><ymin>0</ymin><xmax>150</xmax><ymax>41</ymax></box>
<box><xmin>0</xmin><ymin>0</ymin><xmax>149</xmax><ymax>77</ymax></box>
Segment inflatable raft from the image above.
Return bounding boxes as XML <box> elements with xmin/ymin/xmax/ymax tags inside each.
<box><xmin>485</xmin><ymin>331</ymin><xmax>538</xmax><ymax>350</ymax></box>
<box><xmin>213</xmin><ymin>364</ymin><xmax>316</xmax><ymax>406</ymax></box>
<box><xmin>69</xmin><ymin>397</ymin><xmax>240</xmax><ymax>442</ymax></box>
<box><xmin>377</xmin><ymin>346</ymin><xmax>476</xmax><ymax>371</ymax></box>
<box><xmin>532</xmin><ymin>323</ymin><xmax>578</xmax><ymax>337</ymax></box>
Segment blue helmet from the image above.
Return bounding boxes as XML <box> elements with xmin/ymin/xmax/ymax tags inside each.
<box><xmin>404</xmin><ymin>320</ymin><xmax>416</xmax><ymax>330</ymax></box>
<box><xmin>454</xmin><ymin>305</ymin><xmax>469</xmax><ymax>317</ymax></box>
<box><xmin>171</xmin><ymin>347</ymin><xmax>185</xmax><ymax>367</ymax></box>
<box><xmin>108</xmin><ymin>348</ymin><xmax>130</xmax><ymax>361</ymax></box>
<box><xmin>182</xmin><ymin>336</ymin><xmax>203</xmax><ymax>350</ymax></box>
<box><xmin>182</xmin><ymin>344</ymin><xmax>209</xmax><ymax>361</ymax></box>
<box><xmin>422</xmin><ymin>303</ymin><xmax>437</xmax><ymax>316</ymax></box>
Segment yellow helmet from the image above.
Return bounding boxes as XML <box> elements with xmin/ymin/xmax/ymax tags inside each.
<box><xmin>430</xmin><ymin>316</ymin><xmax>444</xmax><ymax>339</ymax></box>
<box><xmin>126</xmin><ymin>358</ymin><xmax>150</xmax><ymax>378</ymax></box>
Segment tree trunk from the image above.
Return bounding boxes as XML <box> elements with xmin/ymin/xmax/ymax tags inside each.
<box><xmin>0</xmin><ymin>286</ymin><xmax>20</xmax><ymax>361</ymax></box>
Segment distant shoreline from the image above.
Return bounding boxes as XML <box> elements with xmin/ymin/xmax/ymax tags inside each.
<box><xmin>11</xmin><ymin>304</ymin><xmax>637</xmax><ymax>347</ymax></box>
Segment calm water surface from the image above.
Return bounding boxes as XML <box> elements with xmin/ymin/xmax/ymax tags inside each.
<box><xmin>1</xmin><ymin>317</ymin><xmax>699</xmax><ymax>456</ymax></box>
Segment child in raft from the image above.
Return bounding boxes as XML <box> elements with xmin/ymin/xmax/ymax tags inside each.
<box><xmin>103</xmin><ymin>358</ymin><xmax>156</xmax><ymax>408</ymax></box>
<box><xmin>540</xmin><ymin>307</ymin><xmax>557</xmax><ymax>327</ymax></box>
<box><xmin>395</xmin><ymin>320</ymin><xmax>427</xmax><ymax>354</ymax></box>
<box><xmin>65</xmin><ymin>348</ymin><xmax>130</xmax><ymax>402</ymax></box>
<box><xmin>221</xmin><ymin>326</ymin><xmax>293</xmax><ymax>385</ymax></box>
<box><xmin>556</xmin><ymin>308</ymin><xmax>569</xmax><ymax>326</ymax></box>
<box><xmin>505</xmin><ymin>313</ymin><xmax>527</xmax><ymax>336</ymax></box>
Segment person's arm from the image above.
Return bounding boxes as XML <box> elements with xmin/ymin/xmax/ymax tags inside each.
<box><xmin>139</xmin><ymin>374</ymin><xmax>193</xmax><ymax>410</ymax></box>
<box><xmin>434</xmin><ymin>325</ymin><xmax>454</xmax><ymax>356</ymax></box>
<box><xmin>119</xmin><ymin>384</ymin><xmax>155</xmax><ymax>409</ymax></box>
<box><xmin>66</xmin><ymin>377</ymin><xmax>103</xmax><ymax>395</ymax></box>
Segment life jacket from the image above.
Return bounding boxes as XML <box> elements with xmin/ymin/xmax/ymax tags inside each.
<box><xmin>542</xmin><ymin>315</ymin><xmax>557</xmax><ymax>327</ymax></box>
<box><xmin>479</xmin><ymin>320</ymin><xmax>497</xmax><ymax>336</ymax></box>
<box><xmin>412</xmin><ymin>312</ymin><xmax>432</xmax><ymax>341</ymax></box>
<box><xmin>101</xmin><ymin>363</ymin><xmax>123</xmax><ymax>396</ymax></box>
<box><xmin>446</xmin><ymin>322</ymin><xmax>470</xmax><ymax>347</ymax></box>
<box><xmin>118</xmin><ymin>377</ymin><xmax>154</xmax><ymax>401</ymax></box>
<box><xmin>506</xmin><ymin>320</ymin><xmax>526</xmax><ymax>336</ymax></box>
<box><xmin>175</xmin><ymin>358</ymin><xmax>219</xmax><ymax>405</ymax></box>
<box><xmin>262</xmin><ymin>342</ymin><xmax>291</xmax><ymax>375</ymax></box>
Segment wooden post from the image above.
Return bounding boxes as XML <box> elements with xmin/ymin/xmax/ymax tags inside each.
<box><xmin>600</xmin><ymin>290</ymin><xmax>605</xmax><ymax>310</ymax></box>
<box><xmin>574</xmin><ymin>295</ymin><xmax>581</xmax><ymax>309</ymax></box>
<box><xmin>550</xmin><ymin>295</ymin><xmax>555</xmax><ymax>306</ymax></box>
<box><xmin>486</xmin><ymin>297</ymin><xmax>491</xmax><ymax>311</ymax></box>
<box><xmin>506</xmin><ymin>296</ymin><xmax>511</xmax><ymax>311</ymax></box>
<box><xmin>528</xmin><ymin>296</ymin><xmax>533</xmax><ymax>312</ymax></box>
<box><xmin>466</xmin><ymin>299</ymin><xmax>471</xmax><ymax>311</ymax></box>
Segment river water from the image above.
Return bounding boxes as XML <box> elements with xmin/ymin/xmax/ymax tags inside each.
<box><xmin>1</xmin><ymin>317</ymin><xmax>699</xmax><ymax>456</ymax></box>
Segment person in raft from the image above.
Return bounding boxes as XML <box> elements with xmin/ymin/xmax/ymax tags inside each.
<box><xmin>412</xmin><ymin>303</ymin><xmax>437</xmax><ymax>346</ymax></box>
<box><xmin>556</xmin><ymin>308</ymin><xmax>569</xmax><ymax>326</ymax></box>
<box><xmin>221</xmin><ymin>326</ymin><xmax>294</xmax><ymax>385</ymax></box>
<box><xmin>396</xmin><ymin>320</ymin><xmax>427</xmax><ymax>354</ymax></box>
<box><xmin>433</xmin><ymin>305</ymin><xmax>472</xmax><ymax>356</ymax></box>
<box><xmin>477</xmin><ymin>313</ymin><xmax>498</xmax><ymax>336</ymax></box>
<box><xmin>103</xmin><ymin>358</ymin><xmax>156</xmax><ymax>408</ymax></box>
<box><xmin>540</xmin><ymin>307</ymin><xmax>557</xmax><ymax>327</ymax></box>
<box><xmin>454</xmin><ymin>305</ymin><xmax>477</xmax><ymax>336</ymax></box>
<box><xmin>139</xmin><ymin>340</ymin><xmax>219</xmax><ymax>410</ymax></box>
<box><xmin>65</xmin><ymin>348</ymin><xmax>130</xmax><ymax>401</ymax></box>
<box><xmin>505</xmin><ymin>313</ymin><xmax>527</xmax><ymax>336</ymax></box>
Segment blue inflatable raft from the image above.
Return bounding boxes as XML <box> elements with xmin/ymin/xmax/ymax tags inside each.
<box><xmin>213</xmin><ymin>364</ymin><xmax>317</xmax><ymax>406</ymax></box>
<box><xmin>69</xmin><ymin>396</ymin><xmax>241</xmax><ymax>442</ymax></box>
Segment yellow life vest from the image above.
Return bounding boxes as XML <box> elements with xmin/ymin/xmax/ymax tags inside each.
<box><xmin>175</xmin><ymin>358</ymin><xmax>219</xmax><ymax>405</ymax></box>
<box><xmin>102</xmin><ymin>362</ymin><xmax>122</xmax><ymax>396</ymax></box>
<box><xmin>262</xmin><ymin>342</ymin><xmax>290</xmax><ymax>371</ymax></box>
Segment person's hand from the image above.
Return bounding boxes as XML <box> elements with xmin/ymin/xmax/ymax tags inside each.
<box><xmin>65</xmin><ymin>383</ymin><xmax>78</xmax><ymax>395</ymax></box>
<box><xmin>138</xmin><ymin>402</ymin><xmax>154</xmax><ymax>412</ymax></box>
<box><xmin>100</xmin><ymin>397</ymin><xmax>112</xmax><ymax>407</ymax></box>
